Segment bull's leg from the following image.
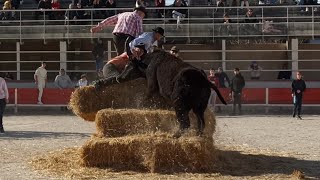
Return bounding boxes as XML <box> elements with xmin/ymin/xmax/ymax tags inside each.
<box><xmin>146</xmin><ymin>67</ymin><xmax>159</xmax><ymax>99</ymax></box>
<box><xmin>94</xmin><ymin>76</ymin><xmax>118</xmax><ymax>90</ymax></box>
<box><xmin>173</xmin><ymin>101</ymin><xmax>191</xmax><ymax>138</ymax></box>
<box><xmin>193</xmin><ymin>108</ymin><xmax>206</xmax><ymax>137</ymax></box>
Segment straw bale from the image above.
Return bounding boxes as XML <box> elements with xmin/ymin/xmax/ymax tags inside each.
<box><xmin>69</xmin><ymin>78</ymin><xmax>171</xmax><ymax>121</ymax></box>
<box><xmin>80</xmin><ymin>133</ymin><xmax>216</xmax><ymax>173</ymax></box>
<box><xmin>95</xmin><ymin>109</ymin><xmax>216</xmax><ymax>138</ymax></box>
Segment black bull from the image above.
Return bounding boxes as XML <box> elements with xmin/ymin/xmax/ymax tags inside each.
<box><xmin>95</xmin><ymin>50</ymin><xmax>227</xmax><ymax>138</ymax></box>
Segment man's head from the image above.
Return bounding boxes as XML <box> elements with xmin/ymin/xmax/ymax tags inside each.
<box><xmin>209</xmin><ymin>68</ymin><xmax>215</xmax><ymax>76</ymax></box>
<box><xmin>41</xmin><ymin>62</ymin><xmax>46</xmax><ymax>68</ymax></box>
<box><xmin>60</xmin><ymin>68</ymin><xmax>66</xmax><ymax>75</ymax></box>
<box><xmin>247</xmin><ymin>9</ymin><xmax>253</xmax><ymax>16</ymax></box>
<box><xmin>81</xmin><ymin>74</ymin><xmax>87</xmax><ymax>80</ymax></box>
<box><xmin>152</xmin><ymin>27</ymin><xmax>165</xmax><ymax>41</ymax></box>
<box><xmin>296</xmin><ymin>71</ymin><xmax>302</xmax><ymax>80</ymax></box>
<box><xmin>134</xmin><ymin>6</ymin><xmax>147</xmax><ymax>19</ymax></box>
<box><xmin>218</xmin><ymin>67</ymin><xmax>223</xmax><ymax>73</ymax></box>
<box><xmin>234</xmin><ymin>67</ymin><xmax>240</xmax><ymax>75</ymax></box>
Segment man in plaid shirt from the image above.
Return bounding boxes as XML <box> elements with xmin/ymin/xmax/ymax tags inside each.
<box><xmin>91</xmin><ymin>6</ymin><xmax>146</xmax><ymax>56</ymax></box>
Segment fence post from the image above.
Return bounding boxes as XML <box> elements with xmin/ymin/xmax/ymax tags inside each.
<box><xmin>60</xmin><ymin>41</ymin><xmax>67</xmax><ymax>70</ymax></box>
<box><xmin>265</xmin><ymin>88</ymin><xmax>269</xmax><ymax>114</ymax></box>
<box><xmin>222</xmin><ymin>39</ymin><xmax>226</xmax><ymax>71</ymax></box>
<box><xmin>16</xmin><ymin>42</ymin><xmax>21</xmax><ymax>80</ymax></box>
<box><xmin>108</xmin><ymin>41</ymin><xmax>112</xmax><ymax>60</ymax></box>
<box><xmin>14</xmin><ymin>88</ymin><xmax>18</xmax><ymax>114</ymax></box>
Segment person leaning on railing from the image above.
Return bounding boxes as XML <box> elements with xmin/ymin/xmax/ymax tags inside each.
<box><xmin>90</xmin><ymin>6</ymin><xmax>146</xmax><ymax>56</ymax></box>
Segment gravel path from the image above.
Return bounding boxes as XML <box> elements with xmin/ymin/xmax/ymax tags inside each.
<box><xmin>0</xmin><ymin>114</ymin><xmax>319</xmax><ymax>179</ymax></box>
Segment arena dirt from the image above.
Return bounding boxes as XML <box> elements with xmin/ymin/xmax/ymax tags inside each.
<box><xmin>0</xmin><ymin>113</ymin><xmax>319</xmax><ymax>179</ymax></box>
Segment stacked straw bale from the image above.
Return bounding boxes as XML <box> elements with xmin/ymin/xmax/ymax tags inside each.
<box><xmin>69</xmin><ymin>78</ymin><xmax>171</xmax><ymax>121</ymax></box>
<box><xmin>80</xmin><ymin>133</ymin><xmax>216</xmax><ymax>173</ymax></box>
<box><xmin>70</xmin><ymin>78</ymin><xmax>217</xmax><ymax>173</ymax></box>
<box><xmin>95</xmin><ymin>108</ymin><xmax>216</xmax><ymax>138</ymax></box>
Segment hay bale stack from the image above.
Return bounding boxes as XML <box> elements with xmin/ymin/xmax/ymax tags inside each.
<box><xmin>95</xmin><ymin>109</ymin><xmax>178</xmax><ymax>137</ymax></box>
<box><xmin>69</xmin><ymin>78</ymin><xmax>171</xmax><ymax>121</ymax></box>
<box><xmin>95</xmin><ymin>109</ymin><xmax>216</xmax><ymax>138</ymax></box>
<box><xmin>80</xmin><ymin>133</ymin><xmax>216</xmax><ymax>173</ymax></box>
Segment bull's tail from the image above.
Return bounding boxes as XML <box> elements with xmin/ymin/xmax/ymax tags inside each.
<box><xmin>210</xmin><ymin>82</ymin><xmax>227</xmax><ymax>105</ymax></box>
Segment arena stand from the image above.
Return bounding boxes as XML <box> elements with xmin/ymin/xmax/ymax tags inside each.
<box><xmin>1</xmin><ymin>6</ymin><xmax>320</xmax><ymax>111</ymax></box>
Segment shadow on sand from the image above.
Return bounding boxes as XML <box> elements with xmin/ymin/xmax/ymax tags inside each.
<box><xmin>0</xmin><ymin>131</ymin><xmax>91</xmax><ymax>140</ymax></box>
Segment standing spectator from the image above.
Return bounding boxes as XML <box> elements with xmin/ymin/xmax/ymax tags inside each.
<box><xmin>92</xmin><ymin>39</ymin><xmax>105</xmax><ymax>77</ymax></box>
<box><xmin>92</xmin><ymin>0</ymin><xmax>104</xmax><ymax>19</ymax></box>
<box><xmin>90</xmin><ymin>6</ymin><xmax>146</xmax><ymax>56</ymax></box>
<box><xmin>2</xmin><ymin>0</ymin><xmax>14</xmax><ymax>20</ymax></box>
<box><xmin>277</xmin><ymin>62</ymin><xmax>291</xmax><ymax>80</ymax></box>
<box><xmin>0</xmin><ymin>75</ymin><xmax>9</xmax><ymax>134</ymax></box>
<box><xmin>34</xmin><ymin>62</ymin><xmax>47</xmax><ymax>105</ymax></box>
<box><xmin>105</xmin><ymin>0</ymin><xmax>116</xmax><ymax>17</ymax></box>
<box><xmin>171</xmin><ymin>0</ymin><xmax>188</xmax><ymax>29</ymax></box>
<box><xmin>155</xmin><ymin>0</ymin><xmax>165</xmax><ymax>18</ymax></box>
<box><xmin>35</xmin><ymin>0</ymin><xmax>53</xmax><ymax>20</ymax></box>
<box><xmin>216</xmin><ymin>67</ymin><xmax>230</xmax><ymax>88</ymax></box>
<box><xmin>207</xmin><ymin>68</ymin><xmax>219</xmax><ymax>112</ymax></box>
<box><xmin>78</xmin><ymin>74</ymin><xmax>88</xmax><ymax>87</ymax></box>
<box><xmin>220</xmin><ymin>13</ymin><xmax>233</xmax><ymax>36</ymax></box>
<box><xmin>292</xmin><ymin>71</ymin><xmax>306</xmax><ymax>120</ymax></box>
<box><xmin>230</xmin><ymin>68</ymin><xmax>245</xmax><ymax>115</ymax></box>
<box><xmin>243</xmin><ymin>9</ymin><xmax>259</xmax><ymax>35</ymax></box>
<box><xmin>4</xmin><ymin>72</ymin><xmax>14</xmax><ymax>80</ymax></box>
<box><xmin>249</xmin><ymin>61</ymin><xmax>262</xmax><ymax>80</ymax></box>
<box><xmin>136</xmin><ymin>0</ymin><xmax>148</xmax><ymax>7</ymax></box>
<box><xmin>169</xmin><ymin>46</ymin><xmax>181</xmax><ymax>58</ymax></box>
<box><xmin>51</xmin><ymin>0</ymin><xmax>61</xmax><ymax>20</ymax></box>
<box><xmin>54</xmin><ymin>68</ymin><xmax>74</xmax><ymax>89</ymax></box>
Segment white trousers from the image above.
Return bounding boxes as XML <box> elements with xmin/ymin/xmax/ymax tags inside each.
<box><xmin>37</xmin><ymin>81</ymin><xmax>45</xmax><ymax>102</ymax></box>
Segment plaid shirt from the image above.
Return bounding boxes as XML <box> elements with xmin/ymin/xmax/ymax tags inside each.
<box><xmin>98</xmin><ymin>11</ymin><xmax>143</xmax><ymax>38</ymax></box>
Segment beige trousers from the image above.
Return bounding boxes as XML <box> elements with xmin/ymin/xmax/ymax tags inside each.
<box><xmin>37</xmin><ymin>81</ymin><xmax>46</xmax><ymax>102</ymax></box>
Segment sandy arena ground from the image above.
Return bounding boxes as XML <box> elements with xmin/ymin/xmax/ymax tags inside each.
<box><xmin>0</xmin><ymin>112</ymin><xmax>319</xmax><ymax>179</ymax></box>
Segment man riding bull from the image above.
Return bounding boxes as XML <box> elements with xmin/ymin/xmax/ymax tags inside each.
<box><xmin>94</xmin><ymin>27</ymin><xmax>165</xmax><ymax>90</ymax></box>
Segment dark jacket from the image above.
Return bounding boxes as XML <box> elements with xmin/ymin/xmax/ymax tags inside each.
<box><xmin>291</xmin><ymin>79</ymin><xmax>306</xmax><ymax>96</ymax></box>
<box><xmin>230</xmin><ymin>73</ymin><xmax>245</xmax><ymax>93</ymax></box>
<box><xmin>216</xmin><ymin>72</ymin><xmax>230</xmax><ymax>88</ymax></box>
<box><xmin>92</xmin><ymin>41</ymin><xmax>105</xmax><ymax>59</ymax></box>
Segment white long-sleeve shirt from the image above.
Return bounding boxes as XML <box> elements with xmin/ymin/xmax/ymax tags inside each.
<box><xmin>0</xmin><ymin>77</ymin><xmax>9</xmax><ymax>100</ymax></box>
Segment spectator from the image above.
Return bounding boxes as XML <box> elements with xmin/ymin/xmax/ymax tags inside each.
<box><xmin>230</xmin><ymin>68</ymin><xmax>245</xmax><ymax>115</ymax></box>
<box><xmin>155</xmin><ymin>0</ymin><xmax>165</xmax><ymax>18</ymax></box>
<box><xmin>277</xmin><ymin>62</ymin><xmax>291</xmax><ymax>80</ymax></box>
<box><xmin>171</xmin><ymin>0</ymin><xmax>188</xmax><ymax>29</ymax></box>
<box><xmin>78</xmin><ymin>74</ymin><xmax>88</xmax><ymax>88</ymax></box>
<box><xmin>291</xmin><ymin>71</ymin><xmax>306</xmax><ymax>120</ymax></box>
<box><xmin>245</xmin><ymin>9</ymin><xmax>257</xmax><ymax>24</ymax></box>
<box><xmin>54</xmin><ymin>68</ymin><xmax>74</xmax><ymax>89</ymax></box>
<box><xmin>4</xmin><ymin>72</ymin><xmax>14</xmax><ymax>80</ymax></box>
<box><xmin>2</xmin><ymin>0</ymin><xmax>14</xmax><ymax>20</ymax></box>
<box><xmin>207</xmin><ymin>68</ymin><xmax>219</xmax><ymax>112</ymax></box>
<box><xmin>65</xmin><ymin>3</ymin><xmax>77</xmax><ymax>24</ymax></box>
<box><xmin>92</xmin><ymin>38</ymin><xmax>105</xmax><ymax>77</ymax></box>
<box><xmin>216</xmin><ymin>67</ymin><xmax>230</xmax><ymax>88</ymax></box>
<box><xmin>65</xmin><ymin>3</ymin><xmax>87</xmax><ymax>25</ymax></box>
<box><xmin>249</xmin><ymin>61</ymin><xmax>262</xmax><ymax>80</ymax></box>
<box><xmin>240</xmin><ymin>0</ymin><xmax>249</xmax><ymax>9</ymax></box>
<box><xmin>169</xmin><ymin>46</ymin><xmax>181</xmax><ymax>58</ymax></box>
<box><xmin>136</xmin><ymin>0</ymin><xmax>148</xmax><ymax>7</ymax></box>
<box><xmin>0</xmin><ymin>75</ymin><xmax>9</xmax><ymax>134</ymax></box>
<box><xmin>35</xmin><ymin>0</ymin><xmax>53</xmax><ymax>20</ymax></box>
<box><xmin>92</xmin><ymin>0</ymin><xmax>104</xmax><ymax>19</ymax></box>
<box><xmin>105</xmin><ymin>0</ymin><xmax>116</xmax><ymax>17</ymax></box>
<box><xmin>51</xmin><ymin>0</ymin><xmax>61</xmax><ymax>20</ymax></box>
<box><xmin>262</xmin><ymin>19</ymin><xmax>282</xmax><ymax>34</ymax></box>
<box><xmin>90</xmin><ymin>6</ymin><xmax>146</xmax><ymax>56</ymax></box>
<box><xmin>34</xmin><ymin>62</ymin><xmax>47</xmax><ymax>105</ymax></box>
<box><xmin>220</xmin><ymin>13</ymin><xmax>233</xmax><ymax>36</ymax></box>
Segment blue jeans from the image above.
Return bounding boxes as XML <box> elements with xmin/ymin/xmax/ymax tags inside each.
<box><xmin>95</xmin><ymin>57</ymin><xmax>104</xmax><ymax>72</ymax></box>
<box><xmin>0</xmin><ymin>99</ymin><xmax>6</xmax><ymax>129</ymax></box>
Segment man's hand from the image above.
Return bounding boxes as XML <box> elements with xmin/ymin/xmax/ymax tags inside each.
<box><xmin>5</xmin><ymin>98</ymin><xmax>9</xmax><ymax>104</ymax></box>
<box><xmin>90</xmin><ymin>26</ymin><xmax>100</xmax><ymax>33</ymax></box>
<box><xmin>292</xmin><ymin>93</ymin><xmax>294</xmax><ymax>97</ymax></box>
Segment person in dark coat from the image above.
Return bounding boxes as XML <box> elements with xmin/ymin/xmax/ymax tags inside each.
<box><xmin>291</xmin><ymin>71</ymin><xmax>306</xmax><ymax>120</ymax></box>
<box><xmin>230</xmin><ymin>68</ymin><xmax>245</xmax><ymax>115</ymax></box>
<box><xmin>216</xmin><ymin>67</ymin><xmax>230</xmax><ymax>88</ymax></box>
<box><xmin>92</xmin><ymin>38</ymin><xmax>105</xmax><ymax>77</ymax></box>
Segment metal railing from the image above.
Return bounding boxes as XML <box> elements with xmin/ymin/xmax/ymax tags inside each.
<box><xmin>1</xmin><ymin>5</ymin><xmax>320</xmax><ymax>42</ymax></box>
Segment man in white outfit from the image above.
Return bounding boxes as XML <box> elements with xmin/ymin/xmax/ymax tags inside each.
<box><xmin>34</xmin><ymin>62</ymin><xmax>47</xmax><ymax>104</ymax></box>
